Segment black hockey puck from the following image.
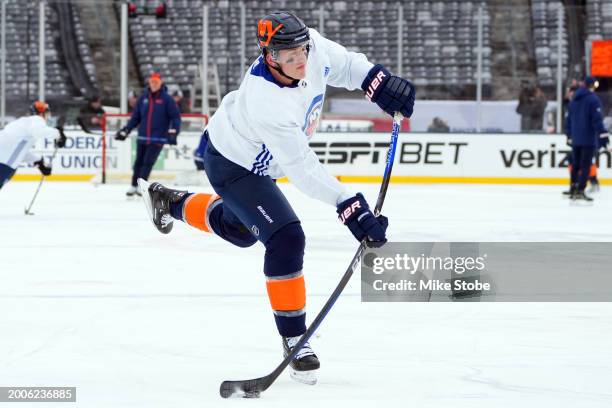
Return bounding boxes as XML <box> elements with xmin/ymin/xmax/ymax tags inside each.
<box><xmin>243</xmin><ymin>390</ymin><xmax>260</xmax><ymax>399</ymax></box>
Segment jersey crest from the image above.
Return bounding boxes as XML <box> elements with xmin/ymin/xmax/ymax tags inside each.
<box><xmin>302</xmin><ymin>94</ymin><xmax>324</xmax><ymax>138</ymax></box>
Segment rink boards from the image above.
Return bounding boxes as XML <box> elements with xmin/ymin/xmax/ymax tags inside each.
<box><xmin>11</xmin><ymin>130</ymin><xmax>612</xmax><ymax>185</ymax></box>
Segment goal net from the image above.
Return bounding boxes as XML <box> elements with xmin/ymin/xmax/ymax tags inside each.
<box><xmin>98</xmin><ymin>113</ymin><xmax>209</xmax><ymax>186</ymax></box>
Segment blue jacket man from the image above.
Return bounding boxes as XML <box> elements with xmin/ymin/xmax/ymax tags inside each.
<box><xmin>565</xmin><ymin>77</ymin><xmax>610</xmax><ymax>200</ymax></box>
<box><xmin>115</xmin><ymin>72</ymin><xmax>182</xmax><ymax>196</ymax></box>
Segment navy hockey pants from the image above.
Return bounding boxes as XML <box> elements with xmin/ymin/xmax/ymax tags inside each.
<box><xmin>202</xmin><ymin>138</ymin><xmax>307</xmax><ymax>337</ymax></box>
<box><xmin>203</xmin><ymin>139</ymin><xmax>299</xmax><ymax>244</ymax></box>
<box><xmin>570</xmin><ymin>146</ymin><xmax>595</xmax><ymax>191</ymax></box>
<box><xmin>0</xmin><ymin>163</ymin><xmax>16</xmax><ymax>190</ymax></box>
<box><xmin>131</xmin><ymin>143</ymin><xmax>164</xmax><ymax>187</ymax></box>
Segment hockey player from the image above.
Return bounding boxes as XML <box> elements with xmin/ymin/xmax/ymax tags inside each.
<box><xmin>0</xmin><ymin>101</ymin><xmax>66</xmax><ymax>190</ymax></box>
<box><xmin>114</xmin><ymin>72</ymin><xmax>181</xmax><ymax>197</ymax></box>
<box><xmin>193</xmin><ymin>131</ymin><xmax>207</xmax><ymax>172</ymax></box>
<box><xmin>138</xmin><ymin>11</ymin><xmax>414</xmax><ymax>384</ymax></box>
<box><xmin>565</xmin><ymin>76</ymin><xmax>609</xmax><ymax>201</ymax></box>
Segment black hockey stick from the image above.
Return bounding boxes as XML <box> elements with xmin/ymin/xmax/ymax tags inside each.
<box><xmin>219</xmin><ymin>112</ymin><xmax>403</xmax><ymax>398</ymax></box>
<box><xmin>24</xmin><ymin>146</ymin><xmax>58</xmax><ymax>215</ymax></box>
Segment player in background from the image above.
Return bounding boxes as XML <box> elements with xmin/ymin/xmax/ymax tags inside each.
<box><xmin>114</xmin><ymin>72</ymin><xmax>181</xmax><ymax>197</ymax></box>
<box><xmin>0</xmin><ymin>101</ymin><xmax>66</xmax><ymax>190</ymax></box>
<box><xmin>138</xmin><ymin>11</ymin><xmax>414</xmax><ymax>384</ymax></box>
<box><xmin>193</xmin><ymin>132</ymin><xmax>207</xmax><ymax>172</ymax></box>
<box><xmin>584</xmin><ymin>135</ymin><xmax>607</xmax><ymax>194</ymax></box>
<box><xmin>565</xmin><ymin>76</ymin><xmax>610</xmax><ymax>201</ymax></box>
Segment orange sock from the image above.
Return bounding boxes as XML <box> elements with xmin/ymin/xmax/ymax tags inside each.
<box><xmin>183</xmin><ymin>193</ymin><xmax>220</xmax><ymax>233</ymax></box>
<box><xmin>266</xmin><ymin>273</ymin><xmax>306</xmax><ymax>314</ymax></box>
<box><xmin>589</xmin><ymin>164</ymin><xmax>597</xmax><ymax>178</ymax></box>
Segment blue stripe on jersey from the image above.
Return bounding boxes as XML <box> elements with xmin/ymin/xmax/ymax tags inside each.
<box><xmin>251</xmin><ymin>144</ymin><xmax>274</xmax><ymax>176</ymax></box>
<box><xmin>6</xmin><ymin>139</ymin><xmax>28</xmax><ymax>168</ymax></box>
<box><xmin>137</xmin><ymin>135</ymin><xmax>167</xmax><ymax>144</ymax></box>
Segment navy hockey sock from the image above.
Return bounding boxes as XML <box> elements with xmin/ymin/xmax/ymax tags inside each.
<box><xmin>170</xmin><ymin>193</ymin><xmax>192</xmax><ymax>220</ymax></box>
<box><xmin>264</xmin><ymin>222</ymin><xmax>307</xmax><ymax>337</ymax></box>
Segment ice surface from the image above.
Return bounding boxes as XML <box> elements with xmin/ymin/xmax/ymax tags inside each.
<box><xmin>1</xmin><ymin>182</ymin><xmax>611</xmax><ymax>407</ymax></box>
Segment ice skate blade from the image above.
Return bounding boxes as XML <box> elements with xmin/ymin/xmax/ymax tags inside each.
<box><xmin>569</xmin><ymin>199</ymin><xmax>594</xmax><ymax>206</ymax></box>
<box><xmin>587</xmin><ymin>187</ymin><xmax>600</xmax><ymax>194</ymax></box>
<box><xmin>137</xmin><ymin>178</ymin><xmax>154</xmax><ymax>222</ymax></box>
<box><xmin>290</xmin><ymin>369</ymin><xmax>317</xmax><ymax>385</ymax></box>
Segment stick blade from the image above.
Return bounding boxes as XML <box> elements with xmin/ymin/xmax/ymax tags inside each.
<box><xmin>220</xmin><ymin>377</ymin><xmax>269</xmax><ymax>399</ymax></box>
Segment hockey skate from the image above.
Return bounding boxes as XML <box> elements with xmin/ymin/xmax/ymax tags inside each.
<box><xmin>283</xmin><ymin>336</ymin><xmax>320</xmax><ymax>385</ymax></box>
<box><xmin>570</xmin><ymin>190</ymin><xmax>594</xmax><ymax>204</ymax></box>
<box><xmin>126</xmin><ymin>185</ymin><xmax>141</xmax><ymax>198</ymax></box>
<box><xmin>562</xmin><ymin>184</ymin><xmax>577</xmax><ymax>197</ymax></box>
<box><xmin>137</xmin><ymin>178</ymin><xmax>188</xmax><ymax>234</ymax></box>
<box><xmin>587</xmin><ymin>181</ymin><xmax>600</xmax><ymax>194</ymax></box>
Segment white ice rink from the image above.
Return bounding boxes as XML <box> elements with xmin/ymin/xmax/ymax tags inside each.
<box><xmin>1</xmin><ymin>181</ymin><xmax>611</xmax><ymax>407</ymax></box>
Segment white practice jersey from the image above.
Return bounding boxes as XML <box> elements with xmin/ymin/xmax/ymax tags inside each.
<box><xmin>0</xmin><ymin>116</ymin><xmax>59</xmax><ymax>169</ymax></box>
<box><xmin>207</xmin><ymin>28</ymin><xmax>374</xmax><ymax>207</ymax></box>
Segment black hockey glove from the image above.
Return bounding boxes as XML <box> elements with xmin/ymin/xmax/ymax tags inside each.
<box><xmin>194</xmin><ymin>155</ymin><xmax>205</xmax><ymax>171</ymax></box>
<box><xmin>55</xmin><ymin>126</ymin><xmax>67</xmax><ymax>148</ymax></box>
<box><xmin>33</xmin><ymin>159</ymin><xmax>52</xmax><ymax>176</ymax></box>
<box><xmin>167</xmin><ymin>129</ymin><xmax>178</xmax><ymax>145</ymax></box>
<box><xmin>600</xmin><ymin>133</ymin><xmax>610</xmax><ymax>150</ymax></box>
<box><xmin>361</xmin><ymin>64</ymin><xmax>415</xmax><ymax>118</ymax></box>
<box><xmin>337</xmin><ymin>193</ymin><xmax>388</xmax><ymax>243</ymax></box>
<box><xmin>115</xmin><ymin>128</ymin><xmax>129</xmax><ymax>141</ymax></box>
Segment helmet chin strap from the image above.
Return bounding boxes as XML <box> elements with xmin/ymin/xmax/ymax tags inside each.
<box><xmin>263</xmin><ymin>49</ymin><xmax>304</xmax><ymax>84</ymax></box>
<box><xmin>267</xmin><ymin>60</ymin><xmax>300</xmax><ymax>84</ymax></box>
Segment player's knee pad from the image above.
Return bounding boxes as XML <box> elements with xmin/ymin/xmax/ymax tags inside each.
<box><xmin>207</xmin><ymin>199</ymin><xmax>257</xmax><ymax>248</ymax></box>
<box><xmin>264</xmin><ymin>222</ymin><xmax>305</xmax><ymax>278</ymax></box>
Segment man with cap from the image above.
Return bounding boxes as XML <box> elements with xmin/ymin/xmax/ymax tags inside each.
<box><xmin>169</xmin><ymin>86</ymin><xmax>188</xmax><ymax>113</ymax></box>
<box><xmin>565</xmin><ymin>76</ymin><xmax>610</xmax><ymax>201</ymax></box>
<box><xmin>115</xmin><ymin>72</ymin><xmax>181</xmax><ymax>197</ymax></box>
<box><xmin>77</xmin><ymin>94</ymin><xmax>105</xmax><ymax>133</ymax></box>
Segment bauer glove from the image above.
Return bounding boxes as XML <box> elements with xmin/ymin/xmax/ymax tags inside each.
<box><xmin>361</xmin><ymin>64</ymin><xmax>415</xmax><ymax>118</ymax></box>
<box><xmin>337</xmin><ymin>193</ymin><xmax>388</xmax><ymax>243</ymax></box>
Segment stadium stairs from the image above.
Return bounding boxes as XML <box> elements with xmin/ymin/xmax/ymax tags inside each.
<box><xmin>73</xmin><ymin>1</ymin><xmax>141</xmax><ymax>104</ymax></box>
<box><xmin>54</xmin><ymin>2</ymin><xmax>98</xmax><ymax>99</ymax></box>
<box><xmin>489</xmin><ymin>0</ymin><xmax>538</xmax><ymax>99</ymax></box>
